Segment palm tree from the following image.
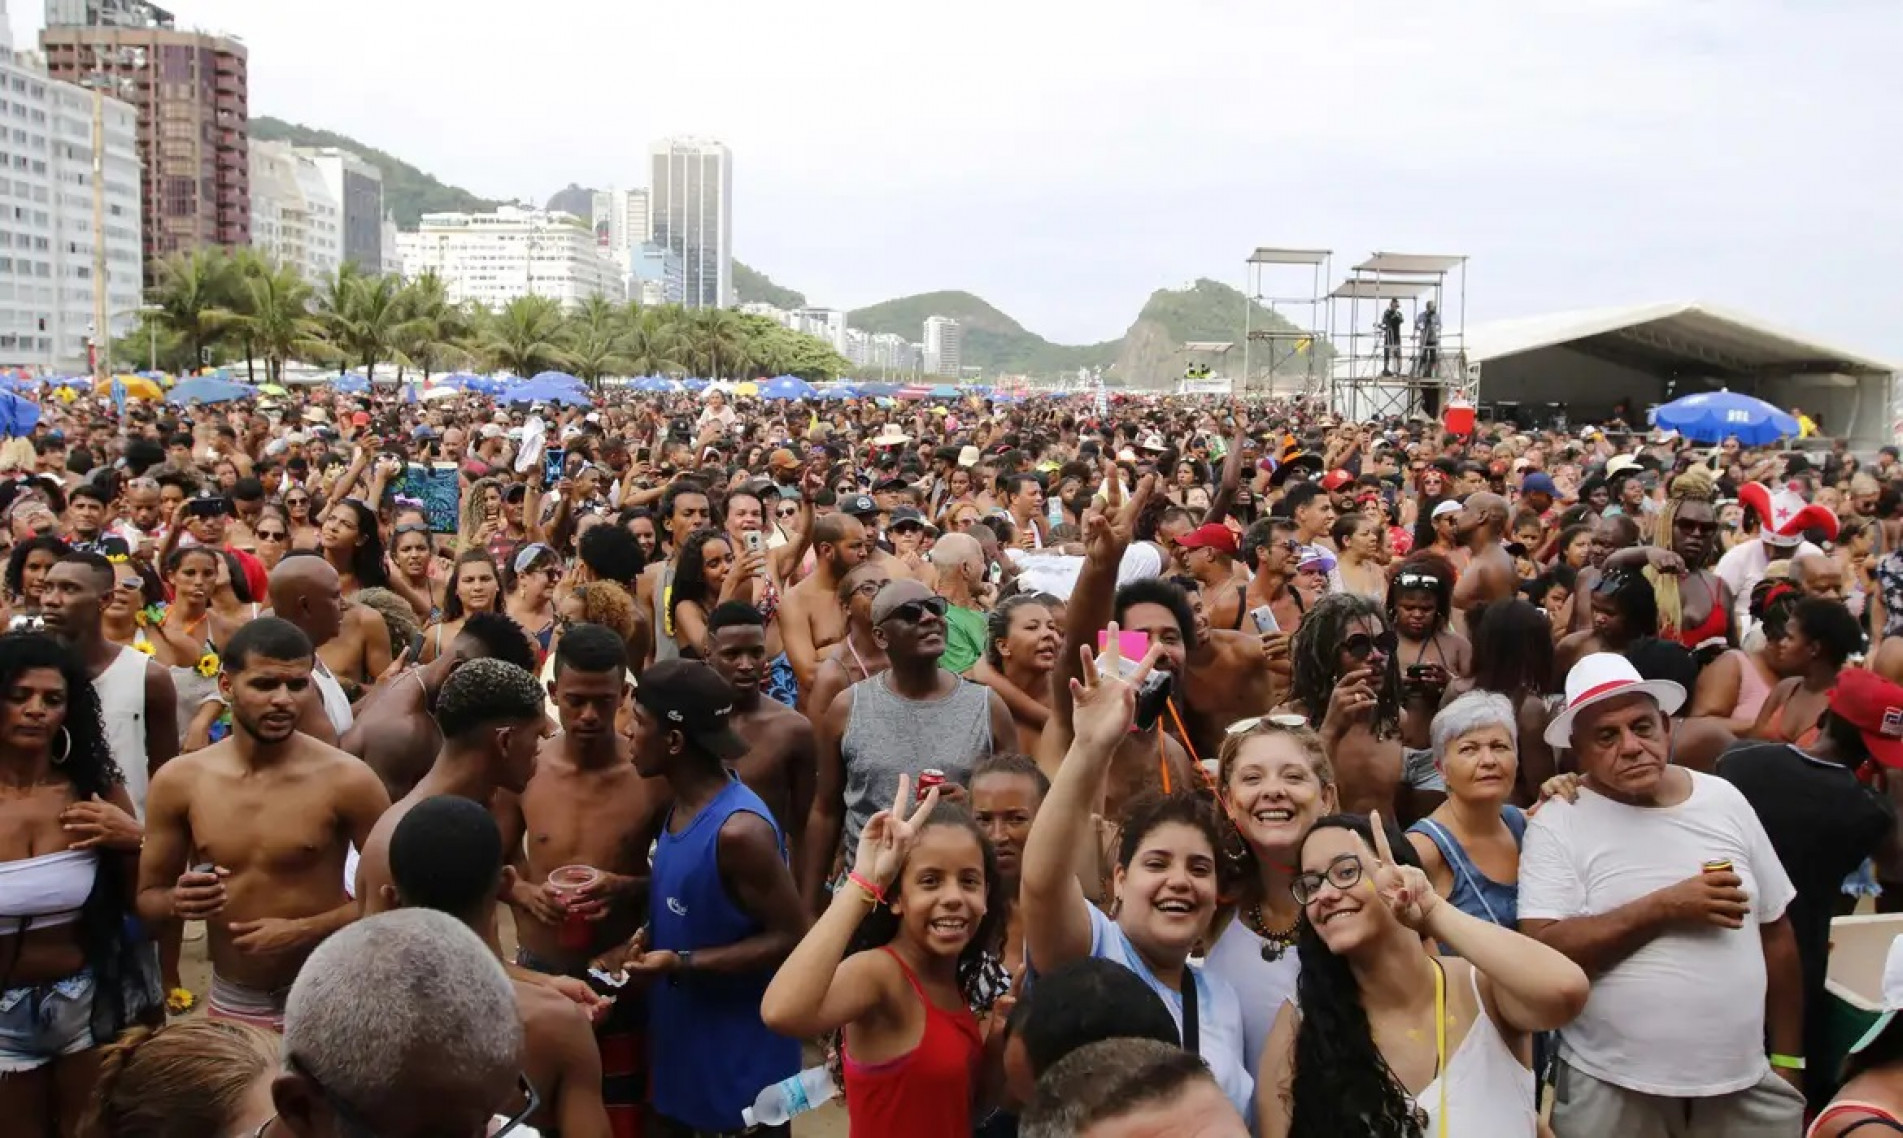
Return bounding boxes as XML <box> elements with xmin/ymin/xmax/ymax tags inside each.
<box><xmin>209</xmin><ymin>262</ymin><xmax>330</xmax><ymax>386</ymax></box>
<box><xmin>394</xmin><ymin>273</ymin><xmax>471</xmax><ymax>383</ymax></box>
<box><xmin>320</xmin><ymin>271</ymin><xmax>408</xmax><ymax>382</ymax></box>
<box><xmin>686</xmin><ymin>308</ymin><xmax>749</xmax><ymax>381</ymax></box>
<box><xmin>148</xmin><ymin>248</ymin><xmax>236</xmax><ymax>373</ymax></box>
<box><xmin>561</xmin><ymin>297</ymin><xmax>629</xmax><ymax>388</ymax></box>
<box><xmin>621</xmin><ymin>303</ymin><xmax>687</xmax><ymax>376</ymax></box>
<box><xmin>475</xmin><ymin>295</ymin><xmax>569</xmax><ymax>378</ymax></box>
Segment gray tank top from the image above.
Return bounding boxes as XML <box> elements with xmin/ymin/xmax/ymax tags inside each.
<box><xmin>839</xmin><ymin>672</ymin><xmax>994</xmax><ymax>868</ymax></box>
<box><xmin>653</xmin><ymin>562</ymin><xmax>679</xmax><ymax>662</ymax></box>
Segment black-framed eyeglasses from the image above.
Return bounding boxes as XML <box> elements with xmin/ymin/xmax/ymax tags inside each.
<box><xmin>1292</xmin><ymin>853</ymin><xmax>1367</xmax><ymax>906</ymax></box>
<box><xmin>1342</xmin><ymin>630</ymin><xmax>1397</xmax><ymax>660</ymax></box>
<box><xmin>285</xmin><ymin>1056</ymin><xmax>539</xmax><ymax>1137</ymax></box>
<box><xmin>883</xmin><ymin>596</ymin><xmax>949</xmax><ymax>624</ymax></box>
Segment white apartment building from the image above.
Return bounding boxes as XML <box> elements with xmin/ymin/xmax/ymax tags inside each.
<box><xmin>292</xmin><ymin>146</ymin><xmax>384</xmax><ymax>273</ymax></box>
<box><xmin>792</xmin><ymin>307</ymin><xmax>847</xmax><ymax>352</ymax></box>
<box><xmin>250</xmin><ymin>139</ymin><xmax>340</xmax><ymax>284</ymax></box>
<box><xmin>924</xmin><ymin>315</ymin><xmax>961</xmax><ymax>378</ymax></box>
<box><xmin>397</xmin><ymin>205</ymin><xmax>624</xmax><ymax>310</ymax></box>
<box><xmin>0</xmin><ymin>9</ymin><xmax>141</xmax><ymax>373</ymax></box>
<box><xmin>649</xmin><ymin>136</ymin><xmax>731</xmax><ymax>308</ymax></box>
<box><xmin>871</xmin><ymin>332</ymin><xmax>919</xmax><ymax>373</ymax></box>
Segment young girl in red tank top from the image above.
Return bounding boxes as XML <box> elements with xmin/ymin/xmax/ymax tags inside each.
<box><xmin>762</xmin><ymin>775</ymin><xmax>1006</xmax><ymax>1138</ymax></box>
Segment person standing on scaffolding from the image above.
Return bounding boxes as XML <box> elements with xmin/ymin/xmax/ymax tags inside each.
<box><xmin>1380</xmin><ymin>298</ymin><xmax>1405</xmax><ymax>376</ymax></box>
<box><xmin>1415</xmin><ymin>299</ymin><xmax>1442</xmax><ymax>378</ymax></box>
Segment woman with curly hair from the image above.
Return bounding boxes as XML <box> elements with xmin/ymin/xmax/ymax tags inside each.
<box><xmin>1274</xmin><ymin>593</ymin><xmax>1414</xmax><ymax>819</ymax></box>
<box><xmin>762</xmin><ymin>779</ymin><xmax>1003</xmax><ymax>1138</ymax></box>
<box><xmin>0</xmin><ymin>632</ymin><xmax>156</xmax><ymax>1136</ymax></box>
<box><xmin>6</xmin><ymin>535</ymin><xmax>69</xmax><ymax>626</ymax></box>
<box><xmin>668</xmin><ymin>526</ymin><xmax>764</xmax><ymax>659</ymax></box>
<box><xmin>1601</xmin><ymin>466</ymin><xmax>1730</xmax><ymax>649</ymax></box>
<box><xmin>1203</xmin><ymin>717</ymin><xmax>1336</xmax><ymax>1075</ymax></box>
<box><xmin>553</xmin><ymin>580</ymin><xmax>638</xmax><ymax>665</ymax></box>
<box><xmin>969</xmin><ymin>594</ymin><xmax>1060</xmax><ymax>754</ymax></box>
<box><xmin>1020</xmin><ymin>639</ymin><xmax>1255</xmax><ymax>1116</ymax></box>
<box><xmin>1254</xmin><ymin>813</ymin><xmax>1587</xmax><ymax>1137</ymax></box>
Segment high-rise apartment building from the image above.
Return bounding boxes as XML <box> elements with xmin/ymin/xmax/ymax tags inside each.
<box><xmin>589</xmin><ymin>186</ymin><xmax>649</xmax><ymax>274</ymax></box>
<box><xmin>924</xmin><ymin>316</ymin><xmax>961</xmax><ymax>378</ymax></box>
<box><xmin>249</xmin><ymin>140</ymin><xmax>339</xmax><ymax>284</ymax></box>
<box><xmin>0</xmin><ymin>3</ymin><xmax>142</xmax><ymax>372</ymax></box>
<box><xmin>397</xmin><ymin>206</ymin><xmax>623</xmax><ymax>311</ymax></box>
<box><xmin>41</xmin><ymin>0</ymin><xmax>248</xmax><ymax>275</ymax></box>
<box><xmin>648</xmin><ymin>137</ymin><xmax>731</xmax><ymax>309</ymax></box>
<box><xmin>292</xmin><ymin>147</ymin><xmax>381</xmax><ymax>273</ymax></box>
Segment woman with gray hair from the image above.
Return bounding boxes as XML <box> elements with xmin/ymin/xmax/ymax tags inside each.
<box><xmin>1403</xmin><ymin>691</ymin><xmax>1528</xmax><ymax>934</ymax></box>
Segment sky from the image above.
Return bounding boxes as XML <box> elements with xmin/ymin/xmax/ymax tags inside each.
<box><xmin>11</xmin><ymin>0</ymin><xmax>1901</xmax><ymax>360</ymax></box>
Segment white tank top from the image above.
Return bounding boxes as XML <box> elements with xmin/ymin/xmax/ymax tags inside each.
<box><xmin>1412</xmin><ymin>965</ymin><xmax>1538</xmax><ymax>1136</ymax></box>
<box><xmin>94</xmin><ymin>646</ymin><xmax>150</xmax><ymax>818</ymax></box>
<box><xmin>1203</xmin><ymin>912</ymin><xmax>1301</xmax><ymax>1075</ymax></box>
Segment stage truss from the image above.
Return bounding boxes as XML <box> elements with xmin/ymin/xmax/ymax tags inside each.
<box><xmin>1241</xmin><ymin>248</ymin><xmax>1331</xmax><ymax>398</ymax></box>
<box><xmin>1326</xmin><ymin>252</ymin><xmax>1472</xmax><ymax>421</ymax></box>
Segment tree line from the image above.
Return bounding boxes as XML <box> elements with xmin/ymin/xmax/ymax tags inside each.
<box><xmin>126</xmin><ymin>248</ymin><xmax>856</xmax><ymax>386</ymax></box>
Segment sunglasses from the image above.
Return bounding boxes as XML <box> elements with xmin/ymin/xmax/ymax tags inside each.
<box><xmin>1394</xmin><ymin>572</ymin><xmax>1441</xmax><ymax>590</ymax></box>
<box><xmin>1292</xmin><ymin>852</ymin><xmax>1368</xmax><ymax>907</ymax></box>
<box><xmin>882</xmin><ymin>596</ymin><xmax>949</xmax><ymax>624</ymax></box>
<box><xmin>255</xmin><ymin>529</ymin><xmax>288</xmax><ymax>541</ymax></box>
<box><xmin>1225</xmin><ymin>712</ymin><xmax>1311</xmax><ymax>737</ymax></box>
<box><xmin>394</xmin><ymin>522</ymin><xmax>431</xmax><ymax>537</ymax></box>
<box><xmin>1673</xmin><ymin>518</ymin><xmax>1719</xmax><ymax>536</ymax></box>
<box><xmin>850</xmin><ymin>579</ymin><xmax>889</xmax><ymax>599</ymax></box>
<box><xmin>1342</xmin><ymin>630</ymin><xmax>1398</xmax><ymax>660</ymax></box>
<box><xmin>775</xmin><ymin>506</ymin><xmax>799</xmax><ymax>518</ymax></box>
<box><xmin>285</xmin><ymin>496</ymin><xmax>310</xmax><ymax>507</ymax></box>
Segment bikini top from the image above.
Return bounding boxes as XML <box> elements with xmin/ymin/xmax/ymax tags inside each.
<box><xmin>0</xmin><ymin>848</ymin><xmax>98</xmax><ymax>932</ymax></box>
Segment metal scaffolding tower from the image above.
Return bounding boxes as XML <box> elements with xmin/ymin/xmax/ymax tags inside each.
<box><xmin>1242</xmin><ymin>247</ymin><xmax>1331</xmax><ymax>398</ymax></box>
<box><xmin>1326</xmin><ymin>252</ymin><xmax>1470</xmax><ymax>421</ymax></box>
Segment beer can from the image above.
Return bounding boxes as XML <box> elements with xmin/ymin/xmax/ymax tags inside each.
<box><xmin>1702</xmin><ymin>859</ymin><xmax>1733</xmax><ymax>874</ymax></box>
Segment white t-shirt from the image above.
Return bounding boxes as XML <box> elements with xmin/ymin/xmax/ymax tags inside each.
<box><xmin>1518</xmin><ymin>771</ymin><xmax>1795</xmax><ymax>1096</ymax></box>
<box><xmin>1083</xmin><ymin>903</ymin><xmax>1255</xmax><ymax>1117</ymax></box>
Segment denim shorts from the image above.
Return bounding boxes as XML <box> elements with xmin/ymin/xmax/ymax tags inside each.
<box><xmin>0</xmin><ymin>969</ymin><xmax>95</xmax><ymax>1073</ymax></box>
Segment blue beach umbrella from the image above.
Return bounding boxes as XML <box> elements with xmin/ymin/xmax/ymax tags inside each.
<box><xmin>1651</xmin><ymin>390</ymin><xmax>1799</xmax><ymax>446</ymax></box>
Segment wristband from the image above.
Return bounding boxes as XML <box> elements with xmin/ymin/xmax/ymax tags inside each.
<box><xmin>1769</xmin><ymin>1053</ymin><xmax>1805</xmax><ymax>1071</ymax></box>
<box><xmin>846</xmin><ymin>871</ymin><xmax>886</xmax><ymax>906</ymax></box>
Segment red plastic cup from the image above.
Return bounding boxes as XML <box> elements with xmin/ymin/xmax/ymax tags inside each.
<box><xmin>546</xmin><ymin>865</ymin><xmax>601</xmax><ymax>951</ymax></box>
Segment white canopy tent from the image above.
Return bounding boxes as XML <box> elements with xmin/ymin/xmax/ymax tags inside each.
<box><xmin>1465</xmin><ymin>302</ymin><xmax>1900</xmax><ymax>444</ymax></box>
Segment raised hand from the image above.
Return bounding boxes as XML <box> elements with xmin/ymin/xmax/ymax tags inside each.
<box><xmin>1068</xmin><ymin>624</ymin><xmax>1162</xmax><ymax>755</ymax></box>
<box><xmin>1367</xmin><ymin>810</ymin><xmax>1439</xmax><ymax>933</ymax></box>
<box><xmin>855</xmin><ymin>773</ymin><xmax>942</xmax><ymax>892</ymax></box>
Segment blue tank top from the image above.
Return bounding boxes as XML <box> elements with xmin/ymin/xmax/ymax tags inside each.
<box><xmin>646</xmin><ymin>776</ymin><xmax>801</xmax><ymax>1131</ymax></box>
<box><xmin>1406</xmin><ymin>807</ymin><xmax>1527</xmax><ymax>933</ymax></box>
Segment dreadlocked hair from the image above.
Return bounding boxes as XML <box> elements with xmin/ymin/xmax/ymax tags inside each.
<box><xmin>1289</xmin><ymin>593</ymin><xmax>1401</xmax><ymax>739</ymax></box>
<box><xmin>1288</xmin><ymin>813</ymin><xmax>1429</xmax><ymax>1138</ymax></box>
<box><xmin>1645</xmin><ymin>466</ymin><xmax>1719</xmax><ymax>639</ymax></box>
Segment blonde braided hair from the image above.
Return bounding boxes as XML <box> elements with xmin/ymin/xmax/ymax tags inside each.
<box><xmin>1646</xmin><ymin>465</ymin><xmax>1718</xmax><ymax>639</ymax></box>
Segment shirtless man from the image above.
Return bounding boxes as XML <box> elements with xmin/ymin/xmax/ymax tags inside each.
<box><xmin>1176</xmin><ymin>595</ymin><xmax>1284</xmax><ymax>765</ymax></box>
<box><xmin>778</xmin><ymin>512</ymin><xmax>870</xmax><ymax>702</ymax></box>
<box><xmin>1568</xmin><ymin>513</ymin><xmax>1641</xmax><ymax>635</ymax></box>
<box><xmin>341</xmin><ymin>612</ymin><xmax>539</xmax><ymax>799</ymax></box>
<box><xmin>355</xmin><ymin>658</ymin><xmax>547</xmax><ymax>916</ymax></box>
<box><xmin>1240</xmin><ymin>517</ymin><xmax>1306</xmax><ymax>636</ymax></box>
<box><xmin>703</xmin><ymin>601</ymin><xmax>816</xmax><ymax>856</ymax></box>
<box><xmin>137</xmin><ymin>617</ymin><xmax>390</xmax><ymax>1030</ymax></box>
<box><xmin>807</xmin><ymin>560</ymin><xmax>891</xmax><ymax>721</ymax></box>
<box><xmin>495</xmin><ymin>622</ymin><xmax>670</xmax><ymax>978</ymax></box>
<box><xmin>1448</xmin><ymin>492</ymin><xmax>1515</xmax><ymax>635</ymax></box>
<box><xmin>385</xmin><ymin>796</ymin><xmax>611</xmax><ymax>1138</ymax></box>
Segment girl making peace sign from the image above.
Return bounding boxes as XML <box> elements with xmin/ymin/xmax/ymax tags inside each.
<box><xmin>1254</xmin><ymin>810</ymin><xmax>1590</xmax><ymax>1137</ymax></box>
<box><xmin>761</xmin><ymin>774</ymin><xmax>1007</xmax><ymax>1138</ymax></box>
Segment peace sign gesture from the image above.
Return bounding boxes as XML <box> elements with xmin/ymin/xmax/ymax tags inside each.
<box><xmin>1069</xmin><ymin>623</ymin><xmax>1163</xmax><ymax>755</ymax></box>
<box><xmin>1366</xmin><ymin>810</ymin><xmax>1439</xmax><ymax>933</ymax></box>
<box><xmin>855</xmin><ymin>773</ymin><xmax>942</xmax><ymax>892</ymax></box>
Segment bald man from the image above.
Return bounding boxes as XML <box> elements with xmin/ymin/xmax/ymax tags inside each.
<box><xmin>1790</xmin><ymin>550</ymin><xmax>1846</xmax><ymax>603</ymax></box>
<box><xmin>1449</xmin><ymin>491</ymin><xmax>1515</xmax><ymax>634</ymax></box>
<box><xmin>265</xmin><ymin>553</ymin><xmax>391</xmax><ymax>741</ymax></box>
<box><xmin>779</xmin><ymin>512</ymin><xmax>871</xmax><ymax>701</ymax></box>
<box><xmin>929</xmin><ymin>531</ymin><xmax>988</xmax><ymax>675</ymax></box>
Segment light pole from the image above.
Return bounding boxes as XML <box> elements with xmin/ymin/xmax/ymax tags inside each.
<box><xmin>139</xmin><ymin>304</ymin><xmax>162</xmax><ymax>372</ymax></box>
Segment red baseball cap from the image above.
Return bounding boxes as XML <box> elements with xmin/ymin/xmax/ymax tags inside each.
<box><xmin>1175</xmin><ymin>522</ymin><xmax>1238</xmax><ymax>555</ymax></box>
<box><xmin>1321</xmin><ymin>469</ymin><xmax>1354</xmax><ymax>492</ymax></box>
<box><xmin>1829</xmin><ymin>669</ymin><xmax>1903</xmax><ymax>769</ymax></box>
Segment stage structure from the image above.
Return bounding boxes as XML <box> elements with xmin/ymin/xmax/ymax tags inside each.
<box><xmin>1242</xmin><ymin>248</ymin><xmax>1331</xmax><ymax>398</ymax></box>
<box><xmin>1177</xmin><ymin>342</ymin><xmax>1235</xmax><ymax>396</ymax></box>
<box><xmin>1326</xmin><ymin>252</ymin><xmax>1470</xmax><ymax>421</ymax></box>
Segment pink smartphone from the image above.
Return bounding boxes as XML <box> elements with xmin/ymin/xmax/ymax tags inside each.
<box><xmin>1096</xmin><ymin>630</ymin><xmax>1151</xmax><ymax>676</ymax></box>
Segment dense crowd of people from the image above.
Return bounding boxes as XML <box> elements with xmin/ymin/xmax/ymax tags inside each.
<box><xmin>3</xmin><ymin>379</ymin><xmax>1903</xmax><ymax>1136</ymax></box>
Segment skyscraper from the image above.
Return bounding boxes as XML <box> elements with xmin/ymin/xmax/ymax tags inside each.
<box><xmin>589</xmin><ymin>186</ymin><xmax>649</xmax><ymax>275</ymax></box>
<box><xmin>41</xmin><ymin>0</ymin><xmax>248</xmax><ymax>274</ymax></box>
<box><xmin>0</xmin><ymin>1</ymin><xmax>142</xmax><ymax>371</ymax></box>
<box><xmin>924</xmin><ymin>316</ymin><xmax>962</xmax><ymax>378</ymax></box>
<box><xmin>648</xmin><ymin>137</ymin><xmax>731</xmax><ymax>309</ymax></box>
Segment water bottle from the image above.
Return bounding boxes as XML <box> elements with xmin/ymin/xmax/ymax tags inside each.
<box><xmin>740</xmin><ymin>1065</ymin><xmax>837</xmax><ymax>1128</ymax></box>
<box><xmin>1046</xmin><ymin>495</ymin><xmax>1064</xmax><ymax>531</ymax></box>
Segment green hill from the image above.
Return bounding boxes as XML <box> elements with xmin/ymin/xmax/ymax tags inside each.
<box><xmin>246</xmin><ymin>118</ymin><xmax>1328</xmax><ymax>383</ymax></box>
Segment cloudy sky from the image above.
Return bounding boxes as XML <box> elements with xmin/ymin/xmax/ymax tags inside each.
<box><xmin>12</xmin><ymin>0</ymin><xmax>1899</xmax><ymax>358</ymax></box>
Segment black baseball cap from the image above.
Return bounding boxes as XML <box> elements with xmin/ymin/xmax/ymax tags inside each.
<box><xmin>889</xmin><ymin>507</ymin><xmax>926</xmax><ymax>530</ymax></box>
<box><xmin>634</xmin><ymin>660</ymin><xmax>748</xmax><ymax>761</ymax></box>
<box><xmin>842</xmin><ymin>493</ymin><xmax>879</xmax><ymax>517</ymax></box>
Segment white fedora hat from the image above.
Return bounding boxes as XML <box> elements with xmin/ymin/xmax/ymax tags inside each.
<box><xmin>1544</xmin><ymin>652</ymin><xmax>1686</xmax><ymax>748</ymax></box>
